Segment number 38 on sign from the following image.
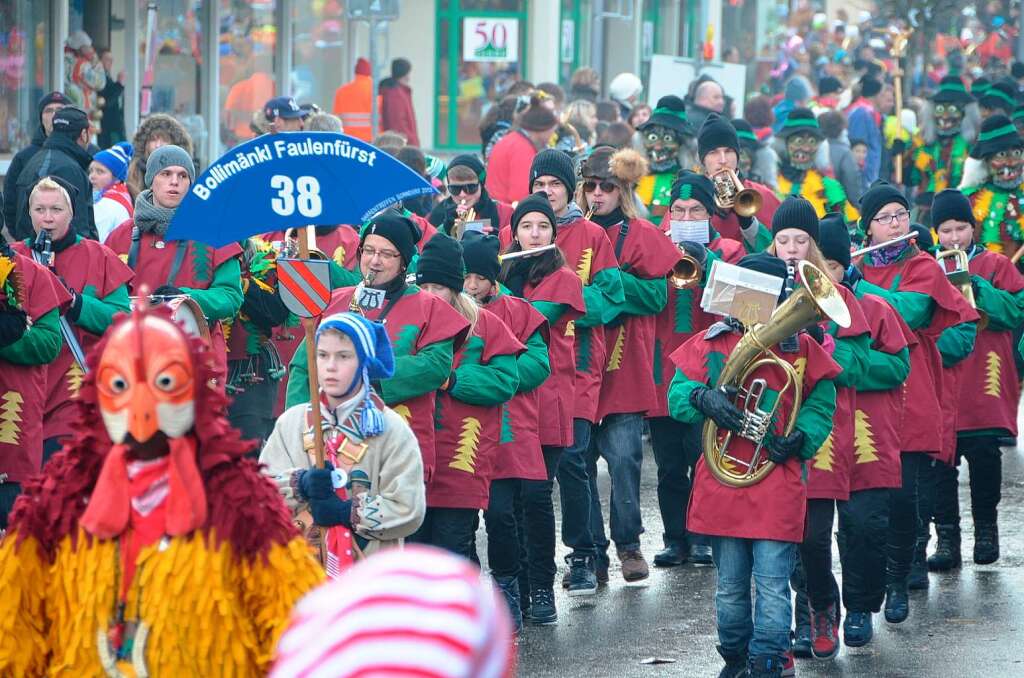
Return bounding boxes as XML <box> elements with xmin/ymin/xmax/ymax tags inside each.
<box><xmin>271</xmin><ymin>175</ymin><xmax>323</xmax><ymax>218</ymax></box>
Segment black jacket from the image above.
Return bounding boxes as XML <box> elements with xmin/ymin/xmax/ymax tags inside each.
<box><xmin>99</xmin><ymin>73</ymin><xmax>126</xmax><ymax>146</ymax></box>
<box><xmin>3</xmin><ymin>124</ymin><xmax>46</xmax><ymax>233</ymax></box>
<box><xmin>13</xmin><ymin>133</ymin><xmax>97</xmax><ymax>240</ymax></box>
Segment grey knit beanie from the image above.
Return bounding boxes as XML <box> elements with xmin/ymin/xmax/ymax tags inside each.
<box><xmin>145</xmin><ymin>144</ymin><xmax>196</xmax><ymax>188</ymax></box>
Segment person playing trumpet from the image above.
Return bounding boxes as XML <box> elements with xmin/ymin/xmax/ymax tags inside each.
<box><xmin>106</xmin><ymin>145</ymin><xmax>244</xmax><ymax>378</ymax></box>
<box><xmin>428</xmin><ymin>154</ymin><xmax>514</xmax><ymax>238</ymax></box>
<box><xmin>11</xmin><ymin>176</ymin><xmax>133</xmax><ymax>462</ymax></box>
<box><xmin>921</xmin><ymin>189</ymin><xmax>1024</xmax><ymax>572</ymax></box>
<box><xmin>697</xmin><ymin>113</ymin><xmax>778</xmax><ymax>251</ymax></box>
<box><xmin>668</xmin><ymin>248</ymin><xmax>841</xmax><ymax>678</ymax></box>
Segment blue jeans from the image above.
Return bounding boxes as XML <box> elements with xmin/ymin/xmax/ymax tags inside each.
<box><xmin>556</xmin><ymin>418</ymin><xmax>596</xmax><ymax>558</ymax></box>
<box><xmin>587</xmin><ymin>412</ymin><xmax>645</xmax><ymax>558</ymax></box>
<box><xmin>712</xmin><ymin>536</ymin><xmax>797</xmax><ymax>661</ymax></box>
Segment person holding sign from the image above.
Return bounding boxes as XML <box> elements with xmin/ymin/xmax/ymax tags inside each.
<box><xmin>285</xmin><ymin>213</ymin><xmax>470</xmax><ymax>484</ymax></box>
<box><xmin>260</xmin><ymin>312</ymin><xmax>426</xmax><ymax>571</ymax></box>
<box><xmin>106</xmin><ymin>145</ymin><xmax>244</xmax><ymax>378</ymax></box>
<box><xmin>428</xmin><ymin>154</ymin><xmax>514</xmax><ymax>238</ymax></box>
<box><xmin>11</xmin><ymin>176</ymin><xmax>133</xmax><ymax>463</ymax></box>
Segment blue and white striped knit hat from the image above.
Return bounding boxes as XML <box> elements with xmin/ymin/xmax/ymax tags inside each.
<box><xmin>315</xmin><ymin>312</ymin><xmax>395</xmax><ymax>437</ymax></box>
<box><xmin>93</xmin><ymin>142</ymin><xmax>133</xmax><ymax>182</ymax></box>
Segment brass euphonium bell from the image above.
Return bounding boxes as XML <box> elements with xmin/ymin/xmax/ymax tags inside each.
<box><xmin>702</xmin><ymin>261</ymin><xmax>851</xmax><ymax>487</ymax></box>
<box><xmin>710</xmin><ymin>168</ymin><xmax>763</xmax><ymax>218</ymax></box>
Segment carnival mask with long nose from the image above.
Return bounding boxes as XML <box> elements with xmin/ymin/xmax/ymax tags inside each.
<box><xmin>934</xmin><ymin>103</ymin><xmax>964</xmax><ymax>137</ymax></box>
<box><xmin>643</xmin><ymin>124</ymin><xmax>683</xmax><ymax>172</ymax></box>
<box><xmin>987</xmin><ymin>148</ymin><xmax>1024</xmax><ymax>189</ymax></box>
<box><xmin>96</xmin><ymin>312</ymin><xmax>196</xmax><ymax>445</ymax></box>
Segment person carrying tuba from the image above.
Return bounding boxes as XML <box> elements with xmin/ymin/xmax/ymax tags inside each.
<box><xmin>667</xmin><ymin>236</ymin><xmax>841</xmax><ymax>678</ymax></box>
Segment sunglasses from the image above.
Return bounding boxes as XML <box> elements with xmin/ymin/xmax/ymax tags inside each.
<box><xmin>582</xmin><ymin>180</ymin><xmax>618</xmax><ymax>193</ymax></box>
<box><xmin>448</xmin><ymin>183</ymin><xmax>480</xmax><ymax>195</ymax></box>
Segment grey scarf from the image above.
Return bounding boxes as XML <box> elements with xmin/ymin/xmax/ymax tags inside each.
<box><xmin>557</xmin><ymin>202</ymin><xmax>584</xmax><ymax>226</ymax></box>
<box><xmin>133</xmin><ymin>189</ymin><xmax>177</xmax><ymax>236</ymax></box>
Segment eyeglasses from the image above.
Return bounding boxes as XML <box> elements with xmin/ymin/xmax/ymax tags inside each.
<box><xmin>669</xmin><ymin>205</ymin><xmax>709</xmax><ymax>219</ymax></box>
<box><xmin>582</xmin><ymin>180</ymin><xmax>618</xmax><ymax>193</ymax></box>
<box><xmin>448</xmin><ymin>183</ymin><xmax>480</xmax><ymax>195</ymax></box>
<box><xmin>872</xmin><ymin>210</ymin><xmax>911</xmax><ymax>226</ymax></box>
<box><xmin>360</xmin><ymin>246</ymin><xmax>401</xmax><ymax>261</ymax></box>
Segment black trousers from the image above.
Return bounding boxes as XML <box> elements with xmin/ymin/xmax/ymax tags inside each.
<box><xmin>226</xmin><ymin>366</ymin><xmax>280</xmax><ymax>449</ymax></box>
<box><xmin>0</xmin><ymin>482</ymin><xmax>20</xmax><ymax>532</ymax></box>
<box><xmin>886</xmin><ymin>453</ymin><xmax>924</xmax><ymax>583</ymax></box>
<box><xmin>838</xmin><ymin>488</ymin><xmax>891</xmax><ymax>613</ymax></box>
<box><xmin>932</xmin><ymin>436</ymin><xmax>1003</xmax><ymax>527</ymax></box>
<box><xmin>484</xmin><ymin>478</ymin><xmax>521</xmax><ymax>579</ymax></box>
<box><xmin>408</xmin><ymin>506</ymin><xmax>478</xmax><ymax>560</ymax></box>
<box><xmin>648</xmin><ymin>416</ymin><xmax>702</xmax><ymax>547</ymax></box>
<box><xmin>794</xmin><ymin>498</ymin><xmax>839</xmax><ymax>612</ymax></box>
<box><xmin>517</xmin><ymin>446</ymin><xmax>562</xmax><ymax>596</ymax></box>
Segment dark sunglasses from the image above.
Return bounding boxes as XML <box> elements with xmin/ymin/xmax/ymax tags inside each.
<box><xmin>448</xmin><ymin>183</ymin><xmax>480</xmax><ymax>195</ymax></box>
<box><xmin>582</xmin><ymin>179</ymin><xmax>618</xmax><ymax>193</ymax></box>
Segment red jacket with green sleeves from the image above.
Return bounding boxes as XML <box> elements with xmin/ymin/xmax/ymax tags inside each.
<box><xmin>596</xmin><ymin>217</ymin><xmax>679</xmax><ymax>419</ymax></box>
<box><xmin>711</xmin><ymin>180</ymin><xmax>781</xmax><ymax>243</ymax></box>
<box><xmin>648</xmin><ymin>235</ymin><xmax>742</xmax><ymax>419</ymax></box>
<box><xmin>428</xmin><ymin>307</ymin><xmax>524</xmax><ymax>509</ymax></box>
<box><xmin>554</xmin><ymin>216</ymin><xmax>624</xmax><ymax>422</ymax></box>
<box><xmin>105</xmin><ymin>220</ymin><xmax>244</xmax><ymax>377</ymax></box>
<box><xmin>11</xmin><ymin>237</ymin><xmax>133</xmax><ymax>440</ymax></box>
<box><xmin>805</xmin><ymin>283</ymin><xmax>871</xmax><ymax>501</ymax></box>
<box><xmin>851</xmin><ymin>291</ymin><xmax>913</xmax><ymax>492</ymax></box>
<box><xmin>669</xmin><ymin>329</ymin><xmax>841</xmax><ymax>543</ymax></box>
<box><xmin>285</xmin><ymin>284</ymin><xmax>470</xmax><ymax>482</ymax></box>
<box><xmin>523</xmin><ymin>266</ymin><xmax>585</xmax><ymax>447</ymax></box>
<box><xmin>0</xmin><ymin>252</ymin><xmax>70</xmax><ymax>482</ymax></box>
<box><xmin>485</xmin><ymin>292</ymin><xmax>550</xmax><ymax>481</ymax></box>
<box><xmin>856</xmin><ymin>249</ymin><xmax>972</xmax><ymax>454</ymax></box>
<box><xmin>935</xmin><ymin>291</ymin><xmax>980</xmax><ymax>464</ymax></box>
<box><xmin>955</xmin><ymin>249</ymin><xmax>1024</xmax><ymax>435</ymax></box>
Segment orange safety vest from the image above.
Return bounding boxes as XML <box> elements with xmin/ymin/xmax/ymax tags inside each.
<box><xmin>332</xmin><ymin>74</ymin><xmax>380</xmax><ymax>142</ymax></box>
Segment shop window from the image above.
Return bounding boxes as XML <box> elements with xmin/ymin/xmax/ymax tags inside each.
<box><xmin>0</xmin><ymin>1</ymin><xmax>52</xmax><ymax>157</ymax></box>
<box><xmin>219</xmin><ymin>0</ymin><xmax>277</xmax><ymax>152</ymax></box>
<box><xmin>290</xmin><ymin>0</ymin><xmax>346</xmax><ymax>113</ymax></box>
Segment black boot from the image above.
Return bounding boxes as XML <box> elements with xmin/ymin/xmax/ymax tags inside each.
<box><xmin>927</xmin><ymin>524</ymin><xmax>962</xmax><ymax>571</ymax></box>
<box><xmin>974</xmin><ymin>521</ymin><xmax>1000</xmax><ymax>564</ymax></box>
<box><xmin>747</xmin><ymin>654</ymin><xmax>784</xmax><ymax>678</ymax></box>
<box><xmin>716</xmin><ymin>645</ymin><xmax>748</xmax><ymax>678</ymax></box>
<box><xmin>653</xmin><ymin>541</ymin><xmax>688</xmax><ymax>567</ymax></box>
<box><xmin>908</xmin><ymin>537</ymin><xmax>929</xmax><ymax>589</ymax></box>
<box><xmin>884</xmin><ymin>583</ymin><xmax>909</xmax><ymax>624</ymax></box>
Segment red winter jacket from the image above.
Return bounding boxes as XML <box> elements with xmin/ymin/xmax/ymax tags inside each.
<box><xmin>380</xmin><ymin>79</ymin><xmax>420</xmax><ymax>146</ymax></box>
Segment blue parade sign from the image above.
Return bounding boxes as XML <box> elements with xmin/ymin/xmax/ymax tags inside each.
<box><xmin>165</xmin><ymin>132</ymin><xmax>436</xmax><ymax>247</ymax></box>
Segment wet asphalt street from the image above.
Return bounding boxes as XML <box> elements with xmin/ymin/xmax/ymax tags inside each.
<box><xmin>508</xmin><ymin>429</ymin><xmax>1024</xmax><ymax>677</ymax></box>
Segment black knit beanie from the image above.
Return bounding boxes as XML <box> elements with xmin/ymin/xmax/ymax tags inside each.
<box><xmin>448</xmin><ymin>153</ymin><xmax>487</xmax><ymax>181</ymax></box>
<box><xmin>698</xmin><ymin>113</ymin><xmax>741</xmax><ymax>162</ymax></box>
<box><xmin>738</xmin><ymin>252</ymin><xmax>788</xmax><ymax>281</ymax></box>
<box><xmin>37</xmin><ymin>91</ymin><xmax>71</xmax><ymax>123</ymax></box>
<box><xmin>361</xmin><ymin>213</ymin><xmax>422</xmax><ymax>266</ymax></box>
<box><xmin>670</xmin><ymin>171</ymin><xmax>716</xmax><ymax>214</ymax></box>
<box><xmin>858</xmin><ymin>181</ymin><xmax>909</xmax><ymax>235</ymax></box>
<box><xmin>529</xmin><ymin>149</ymin><xmax>577</xmax><ymax>194</ymax></box>
<box><xmin>912</xmin><ymin>223</ymin><xmax>935</xmax><ymax>251</ymax></box>
<box><xmin>930</xmin><ymin>188</ymin><xmax>976</xmax><ymax>229</ymax></box>
<box><xmin>860</xmin><ymin>76</ymin><xmax>882</xmax><ymax>98</ymax></box>
<box><xmin>415</xmin><ymin>233</ymin><xmax>465</xmax><ymax>290</ymax></box>
<box><xmin>511</xmin><ymin>192</ymin><xmax>557</xmax><ymax>237</ymax></box>
<box><xmin>461</xmin><ymin>232</ymin><xmax>501</xmax><ymax>282</ymax></box>
<box><xmin>771</xmin><ymin>196</ymin><xmax>820</xmax><ymax>241</ymax></box>
<box><xmin>818</xmin><ymin>213</ymin><xmax>851</xmax><ymax>268</ymax></box>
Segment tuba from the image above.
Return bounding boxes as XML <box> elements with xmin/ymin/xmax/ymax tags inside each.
<box><xmin>710</xmin><ymin>168</ymin><xmax>763</xmax><ymax>218</ymax></box>
<box><xmin>702</xmin><ymin>261</ymin><xmax>851</xmax><ymax>487</ymax></box>
<box><xmin>936</xmin><ymin>246</ymin><xmax>988</xmax><ymax>330</ymax></box>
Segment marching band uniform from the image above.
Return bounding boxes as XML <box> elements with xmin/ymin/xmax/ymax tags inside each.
<box><xmin>428</xmin><ymin>154</ymin><xmax>514</xmax><ymax>237</ymax></box>
<box><xmin>408</xmin><ymin>236</ymin><xmax>523</xmax><ymax>568</ymax></box>
<box><xmin>260</xmin><ymin>313</ymin><xmax>426</xmax><ymax>568</ymax></box>
<box><xmin>578</xmin><ymin>147</ymin><xmax>678</xmax><ymax>582</ymax></box>
<box><xmin>669</xmin><ymin>252</ymin><xmax>841</xmax><ymax>678</ymax></box>
<box><xmin>926</xmin><ymin>190</ymin><xmax>1024</xmax><ymax>571</ymax></box>
<box><xmin>498</xmin><ymin>195</ymin><xmax>586</xmax><ymax>622</ymax></box>
<box><xmin>775</xmin><ymin>108</ymin><xmax>860</xmax><ymax>224</ymax></box>
<box><xmin>820</xmin><ymin>215</ymin><xmax>913</xmax><ymax>647</ymax></box>
<box><xmin>286</xmin><ymin>214</ymin><xmax>470</xmax><ymax>483</ymax></box>
<box><xmin>768</xmin><ymin>205</ymin><xmax>872</xmax><ymax>660</ymax></box>
<box><xmin>0</xmin><ymin>244</ymin><xmax>69</xmax><ymax>530</ymax></box>
<box><xmin>0</xmin><ymin>304</ymin><xmax>322</xmax><ymax>676</ymax></box>
<box><xmin>105</xmin><ymin>146</ymin><xmax>244</xmax><ymax>377</ymax></box>
<box><xmin>12</xmin><ymin>176</ymin><xmax>133</xmax><ymax>459</ymax></box>
<box><xmin>852</xmin><ymin>182</ymin><xmax>976</xmax><ymax>624</ymax></box>
<box><xmin>961</xmin><ymin>115</ymin><xmax>1024</xmax><ymax>255</ymax></box>
<box><xmin>649</xmin><ymin>173</ymin><xmax>732</xmax><ymax>567</ymax></box>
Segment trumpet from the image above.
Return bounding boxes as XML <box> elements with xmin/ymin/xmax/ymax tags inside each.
<box><xmin>669</xmin><ymin>248</ymin><xmax>703</xmax><ymax>289</ymax></box>
<box><xmin>498</xmin><ymin>244</ymin><xmax>558</xmax><ymax>262</ymax></box>
<box><xmin>451</xmin><ymin>202</ymin><xmax>477</xmax><ymax>239</ymax></box>
<box><xmin>850</xmin><ymin>232</ymin><xmax>918</xmax><ymax>259</ymax></box>
<box><xmin>710</xmin><ymin>168</ymin><xmax>762</xmax><ymax>217</ymax></box>
<box><xmin>936</xmin><ymin>246</ymin><xmax>988</xmax><ymax>330</ymax></box>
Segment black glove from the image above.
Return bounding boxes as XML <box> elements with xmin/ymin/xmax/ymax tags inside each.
<box><xmin>0</xmin><ymin>304</ymin><xmax>28</xmax><ymax>348</ymax></box>
<box><xmin>679</xmin><ymin>240</ymin><xmax>708</xmax><ymax>267</ymax></box>
<box><xmin>241</xmin><ymin>282</ymin><xmax>290</xmax><ymax>329</ymax></box>
<box><xmin>737</xmin><ymin>212</ymin><xmax>754</xmax><ymax>229</ymax></box>
<box><xmin>767</xmin><ymin>430</ymin><xmax>805</xmax><ymax>464</ymax></box>
<box><xmin>689</xmin><ymin>385</ymin><xmax>744</xmax><ymax>432</ymax></box>
<box><xmin>297</xmin><ymin>464</ymin><xmax>353</xmax><ymax>528</ymax></box>
<box><xmin>151</xmin><ymin>285</ymin><xmax>184</xmax><ymax>298</ymax></box>
<box><xmin>890</xmin><ymin>139</ymin><xmax>907</xmax><ymax>155</ymax></box>
<box><xmin>803</xmin><ymin>324</ymin><xmax>825</xmax><ymax>344</ymax></box>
